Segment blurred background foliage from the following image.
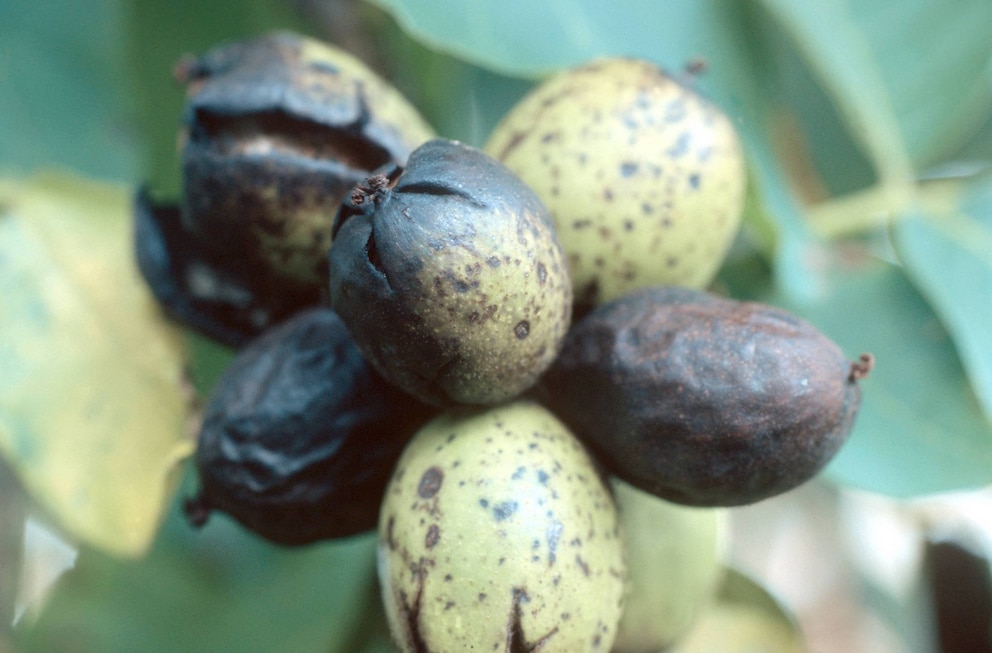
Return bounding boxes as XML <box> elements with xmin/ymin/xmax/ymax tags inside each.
<box><xmin>1</xmin><ymin>0</ymin><xmax>991</xmax><ymax>651</ymax></box>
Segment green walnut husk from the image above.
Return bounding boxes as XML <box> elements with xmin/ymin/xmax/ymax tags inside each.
<box><xmin>540</xmin><ymin>286</ymin><xmax>873</xmax><ymax>507</ymax></box>
<box><xmin>329</xmin><ymin>138</ymin><xmax>573</xmax><ymax>407</ymax></box>
<box><xmin>377</xmin><ymin>400</ymin><xmax>626</xmax><ymax>653</ymax></box>
<box><xmin>177</xmin><ymin>30</ymin><xmax>435</xmax><ymax>302</ymax></box>
<box><xmin>485</xmin><ymin>58</ymin><xmax>745</xmax><ymax>307</ymax></box>
<box><xmin>612</xmin><ymin>479</ymin><xmax>727</xmax><ymax>652</ymax></box>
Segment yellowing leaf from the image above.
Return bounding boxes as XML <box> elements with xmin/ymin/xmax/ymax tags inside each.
<box><xmin>0</xmin><ymin>173</ymin><xmax>192</xmax><ymax>557</ymax></box>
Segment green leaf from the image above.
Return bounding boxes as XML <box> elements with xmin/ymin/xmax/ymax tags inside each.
<box><xmin>123</xmin><ymin>0</ymin><xmax>313</xmax><ymax>198</ymax></box>
<box><xmin>950</xmin><ymin>113</ymin><xmax>992</xmax><ymax>163</ymax></box>
<box><xmin>365</xmin><ymin>0</ymin><xmax>760</xmax><ymax>108</ymax></box>
<box><xmin>0</xmin><ymin>173</ymin><xmax>192</xmax><ymax>556</ymax></box>
<box><xmin>0</xmin><ymin>0</ymin><xmax>315</xmax><ymax>190</ymax></box>
<box><xmin>756</xmin><ymin>0</ymin><xmax>914</xmax><ymax>185</ymax></box>
<box><xmin>845</xmin><ymin>0</ymin><xmax>992</xmax><ymax>167</ymax></box>
<box><xmin>183</xmin><ymin>330</ymin><xmax>236</xmax><ymax>399</ymax></box>
<box><xmin>800</xmin><ymin>260</ymin><xmax>992</xmax><ymax>496</ymax></box>
<box><xmin>742</xmin><ymin>15</ymin><xmax>879</xmax><ymax>198</ymax></box>
<box><xmin>375</xmin><ymin>27</ymin><xmax>535</xmax><ymax>148</ymax></box>
<box><xmin>894</xmin><ymin>177</ymin><xmax>992</xmax><ymax>421</ymax></box>
<box><xmin>743</xmin><ymin>126</ymin><xmax>831</xmax><ymax>305</ymax></box>
<box><xmin>16</xmin><ymin>481</ymin><xmax>381</xmax><ymax>653</ymax></box>
<box><xmin>758</xmin><ymin>0</ymin><xmax>992</xmax><ymax>174</ymax></box>
<box><xmin>0</xmin><ymin>0</ymin><xmax>139</xmax><ymax>181</ymax></box>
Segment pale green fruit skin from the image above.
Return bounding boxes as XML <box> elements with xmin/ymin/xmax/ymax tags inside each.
<box><xmin>612</xmin><ymin>479</ymin><xmax>727</xmax><ymax>653</ymax></box>
<box><xmin>377</xmin><ymin>400</ymin><xmax>626</xmax><ymax>653</ymax></box>
<box><xmin>485</xmin><ymin>58</ymin><xmax>745</xmax><ymax>305</ymax></box>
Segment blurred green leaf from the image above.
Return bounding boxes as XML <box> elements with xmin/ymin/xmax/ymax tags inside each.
<box><xmin>744</xmin><ymin>0</ymin><xmax>992</xmax><ymax>182</ymax></box>
<box><xmin>375</xmin><ymin>27</ymin><xmax>534</xmax><ymax>148</ymax></box>
<box><xmin>845</xmin><ymin>0</ymin><xmax>992</xmax><ymax>168</ymax></box>
<box><xmin>334</xmin><ymin>573</ymin><xmax>398</xmax><ymax>653</ymax></box>
<box><xmin>757</xmin><ymin>0</ymin><xmax>914</xmax><ymax>185</ymax></box>
<box><xmin>803</xmin><ymin>261</ymin><xmax>992</xmax><ymax>496</ymax></box>
<box><xmin>743</xmin><ymin>123</ymin><xmax>831</xmax><ymax>305</ymax></box>
<box><xmin>364</xmin><ymin>0</ymin><xmax>762</xmax><ymax>110</ymax></box>
<box><xmin>748</xmin><ymin>22</ymin><xmax>878</xmax><ymax>198</ymax></box>
<box><xmin>0</xmin><ymin>0</ymin><xmax>139</xmax><ymax>180</ymax></box>
<box><xmin>0</xmin><ymin>173</ymin><xmax>191</xmax><ymax>556</ymax></box>
<box><xmin>894</xmin><ymin>177</ymin><xmax>992</xmax><ymax>421</ymax></box>
<box><xmin>183</xmin><ymin>330</ymin><xmax>236</xmax><ymax>399</ymax></box>
<box><xmin>123</xmin><ymin>0</ymin><xmax>312</xmax><ymax>198</ymax></box>
<box><xmin>16</xmin><ymin>479</ymin><xmax>381</xmax><ymax>653</ymax></box>
<box><xmin>951</xmin><ymin>113</ymin><xmax>992</xmax><ymax>163</ymax></box>
<box><xmin>0</xmin><ymin>0</ymin><xmax>313</xmax><ymax>190</ymax></box>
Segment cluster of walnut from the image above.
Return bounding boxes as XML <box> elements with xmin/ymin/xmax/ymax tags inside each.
<box><xmin>136</xmin><ymin>31</ymin><xmax>871</xmax><ymax>653</ymax></box>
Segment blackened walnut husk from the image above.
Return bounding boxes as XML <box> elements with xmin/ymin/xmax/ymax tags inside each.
<box><xmin>185</xmin><ymin>308</ymin><xmax>435</xmax><ymax>545</ymax></box>
<box><xmin>133</xmin><ymin>190</ymin><xmax>308</xmax><ymax>347</ymax></box>
<box><xmin>176</xmin><ymin>30</ymin><xmax>434</xmax><ymax>309</ymax></box>
<box><xmin>539</xmin><ymin>286</ymin><xmax>872</xmax><ymax>507</ymax></box>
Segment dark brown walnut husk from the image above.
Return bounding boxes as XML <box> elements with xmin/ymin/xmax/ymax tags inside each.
<box><xmin>328</xmin><ymin>138</ymin><xmax>572</xmax><ymax>407</ymax></box>
<box><xmin>539</xmin><ymin>286</ymin><xmax>873</xmax><ymax>507</ymax></box>
<box><xmin>185</xmin><ymin>307</ymin><xmax>436</xmax><ymax>545</ymax></box>
<box><xmin>175</xmin><ymin>30</ymin><xmax>434</xmax><ymax>316</ymax></box>
<box><xmin>133</xmin><ymin>190</ymin><xmax>313</xmax><ymax>347</ymax></box>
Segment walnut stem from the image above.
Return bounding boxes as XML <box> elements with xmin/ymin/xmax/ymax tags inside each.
<box><xmin>849</xmin><ymin>353</ymin><xmax>875</xmax><ymax>382</ymax></box>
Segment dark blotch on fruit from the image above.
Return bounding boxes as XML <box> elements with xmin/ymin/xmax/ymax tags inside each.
<box><xmin>492</xmin><ymin>501</ymin><xmax>519</xmax><ymax>521</ymax></box>
<box><xmin>425</xmin><ymin>524</ymin><xmax>440</xmax><ymax>549</ymax></box>
<box><xmin>185</xmin><ymin>307</ymin><xmax>435</xmax><ymax>545</ymax></box>
<box><xmin>418</xmin><ymin>467</ymin><xmax>444</xmax><ymax>498</ymax></box>
<box><xmin>539</xmin><ymin>286</ymin><xmax>871</xmax><ymax>506</ymax></box>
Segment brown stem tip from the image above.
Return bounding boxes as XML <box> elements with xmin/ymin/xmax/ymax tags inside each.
<box><xmin>351</xmin><ymin>173</ymin><xmax>392</xmax><ymax>206</ymax></box>
<box><xmin>848</xmin><ymin>353</ymin><xmax>875</xmax><ymax>383</ymax></box>
<box><xmin>367</xmin><ymin>173</ymin><xmax>390</xmax><ymax>192</ymax></box>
